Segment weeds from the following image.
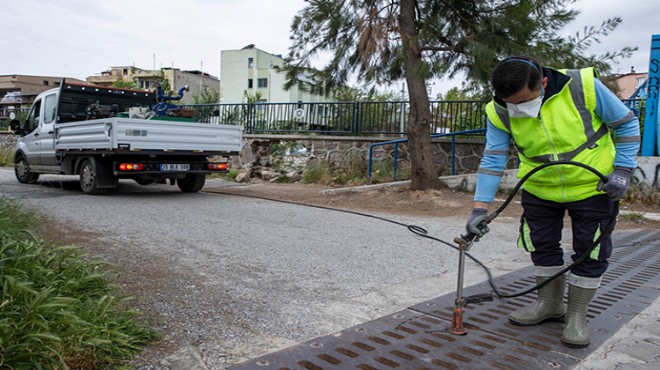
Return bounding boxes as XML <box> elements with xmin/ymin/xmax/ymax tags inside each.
<box><xmin>622</xmin><ymin>179</ymin><xmax>660</xmax><ymax>206</ymax></box>
<box><xmin>369</xmin><ymin>159</ymin><xmax>411</xmax><ymax>184</ymax></box>
<box><xmin>0</xmin><ymin>197</ymin><xmax>158</xmax><ymax>369</ymax></box>
<box><xmin>302</xmin><ymin>159</ymin><xmax>333</xmax><ymax>185</ymax></box>
<box><xmin>213</xmin><ymin>167</ymin><xmax>239</xmax><ymax>181</ymax></box>
<box><xmin>0</xmin><ymin>146</ymin><xmax>14</xmax><ymax>167</ymax></box>
<box><xmin>618</xmin><ymin>211</ymin><xmax>646</xmax><ymax>224</ymax></box>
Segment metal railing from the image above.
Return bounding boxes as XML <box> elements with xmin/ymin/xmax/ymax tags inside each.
<box><xmin>367</xmin><ymin>128</ymin><xmax>487</xmax><ymax>183</ymax></box>
<box><xmin>179</xmin><ymin>100</ymin><xmax>488</xmax><ymax>135</ymax></box>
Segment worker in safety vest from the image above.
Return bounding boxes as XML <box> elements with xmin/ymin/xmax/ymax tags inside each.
<box><xmin>465</xmin><ymin>56</ymin><xmax>640</xmax><ymax>348</ymax></box>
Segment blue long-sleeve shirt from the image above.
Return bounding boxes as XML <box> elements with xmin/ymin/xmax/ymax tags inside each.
<box><xmin>475</xmin><ymin>79</ymin><xmax>641</xmax><ymax>203</ymax></box>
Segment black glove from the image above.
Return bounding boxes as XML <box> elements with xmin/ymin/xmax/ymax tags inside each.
<box><xmin>597</xmin><ymin>167</ymin><xmax>633</xmax><ymax>202</ymax></box>
<box><xmin>465</xmin><ymin>208</ymin><xmax>490</xmax><ymax>237</ymax></box>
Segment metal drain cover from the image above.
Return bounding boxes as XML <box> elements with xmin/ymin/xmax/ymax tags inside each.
<box><xmin>231</xmin><ymin>230</ymin><xmax>660</xmax><ymax>369</ymax></box>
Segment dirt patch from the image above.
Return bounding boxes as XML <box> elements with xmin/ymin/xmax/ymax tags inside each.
<box><xmin>204</xmin><ymin>182</ymin><xmax>660</xmax><ymax>230</ymax></box>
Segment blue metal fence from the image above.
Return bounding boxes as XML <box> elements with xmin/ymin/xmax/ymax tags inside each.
<box><xmin>367</xmin><ymin>128</ymin><xmax>487</xmax><ymax>183</ymax></box>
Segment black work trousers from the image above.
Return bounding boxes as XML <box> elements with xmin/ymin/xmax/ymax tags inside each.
<box><xmin>518</xmin><ymin>190</ymin><xmax>619</xmax><ymax>278</ymax></box>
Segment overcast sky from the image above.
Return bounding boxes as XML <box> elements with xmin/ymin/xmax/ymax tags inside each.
<box><xmin>1</xmin><ymin>0</ymin><xmax>658</xmax><ymax>95</ymax></box>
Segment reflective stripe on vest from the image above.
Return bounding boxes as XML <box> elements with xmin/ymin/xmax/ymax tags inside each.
<box><xmin>492</xmin><ymin>69</ymin><xmax>608</xmax><ymax>163</ymax></box>
<box><xmin>485</xmin><ymin>67</ymin><xmax>615</xmax><ymax>202</ymax></box>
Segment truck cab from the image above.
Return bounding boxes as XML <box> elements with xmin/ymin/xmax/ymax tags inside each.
<box><xmin>13</xmin><ymin>89</ymin><xmax>59</xmax><ymax>175</ymax></box>
<box><xmin>10</xmin><ymin>80</ymin><xmax>241</xmax><ymax>194</ymax></box>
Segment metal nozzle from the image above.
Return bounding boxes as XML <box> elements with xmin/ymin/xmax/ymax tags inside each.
<box><xmin>449</xmin><ymin>306</ymin><xmax>467</xmax><ymax>335</ymax></box>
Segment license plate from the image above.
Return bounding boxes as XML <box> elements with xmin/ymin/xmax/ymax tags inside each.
<box><xmin>160</xmin><ymin>163</ymin><xmax>190</xmax><ymax>172</ymax></box>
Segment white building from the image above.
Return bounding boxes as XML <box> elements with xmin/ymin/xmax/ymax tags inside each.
<box><xmin>220</xmin><ymin>44</ymin><xmax>329</xmax><ymax>104</ymax></box>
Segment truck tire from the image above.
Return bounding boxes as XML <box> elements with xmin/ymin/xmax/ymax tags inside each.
<box><xmin>177</xmin><ymin>174</ymin><xmax>206</xmax><ymax>193</ymax></box>
<box><xmin>79</xmin><ymin>159</ymin><xmax>108</xmax><ymax>195</ymax></box>
<box><xmin>15</xmin><ymin>156</ymin><xmax>40</xmax><ymax>184</ymax></box>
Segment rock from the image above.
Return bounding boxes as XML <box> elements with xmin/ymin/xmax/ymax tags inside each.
<box><xmin>258</xmin><ymin>157</ymin><xmax>271</xmax><ymax>167</ymax></box>
<box><xmin>286</xmin><ymin>170</ymin><xmax>301</xmax><ymax>182</ymax></box>
<box><xmin>241</xmin><ymin>143</ymin><xmax>255</xmax><ymax>165</ymax></box>
<box><xmin>236</xmin><ymin>172</ymin><xmax>250</xmax><ymax>183</ymax></box>
<box><xmin>260</xmin><ymin>170</ymin><xmax>281</xmax><ymax>181</ymax></box>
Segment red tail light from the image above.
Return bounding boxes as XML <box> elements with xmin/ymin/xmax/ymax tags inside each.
<box><xmin>207</xmin><ymin>163</ymin><xmax>228</xmax><ymax>171</ymax></box>
<box><xmin>119</xmin><ymin>163</ymin><xmax>145</xmax><ymax>171</ymax></box>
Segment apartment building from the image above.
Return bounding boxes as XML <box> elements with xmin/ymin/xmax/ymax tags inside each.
<box><xmin>86</xmin><ymin>66</ymin><xmax>220</xmax><ymax>104</ymax></box>
<box><xmin>220</xmin><ymin>44</ymin><xmax>328</xmax><ymax>104</ymax></box>
<box><xmin>609</xmin><ymin>67</ymin><xmax>648</xmax><ymax>99</ymax></box>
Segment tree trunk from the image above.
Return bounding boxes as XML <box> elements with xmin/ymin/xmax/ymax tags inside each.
<box><xmin>399</xmin><ymin>0</ymin><xmax>442</xmax><ymax>190</ymax></box>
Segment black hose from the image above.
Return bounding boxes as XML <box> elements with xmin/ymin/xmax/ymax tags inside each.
<box><xmin>207</xmin><ymin>160</ymin><xmax>615</xmax><ymax>301</ymax></box>
<box><xmin>467</xmin><ymin>160</ymin><xmax>615</xmax><ymax>299</ymax></box>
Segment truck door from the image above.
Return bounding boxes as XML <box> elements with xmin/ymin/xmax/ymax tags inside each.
<box><xmin>20</xmin><ymin>99</ymin><xmax>42</xmax><ymax>168</ymax></box>
<box><xmin>37</xmin><ymin>93</ymin><xmax>58</xmax><ymax>168</ymax></box>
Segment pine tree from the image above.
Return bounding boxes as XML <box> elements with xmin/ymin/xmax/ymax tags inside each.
<box><xmin>284</xmin><ymin>0</ymin><xmax>635</xmax><ymax>189</ymax></box>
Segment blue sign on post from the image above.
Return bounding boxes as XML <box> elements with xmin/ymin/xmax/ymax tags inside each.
<box><xmin>641</xmin><ymin>34</ymin><xmax>660</xmax><ymax>156</ymax></box>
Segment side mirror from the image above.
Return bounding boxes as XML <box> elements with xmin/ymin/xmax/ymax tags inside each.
<box><xmin>9</xmin><ymin>120</ymin><xmax>21</xmax><ymax>135</ymax></box>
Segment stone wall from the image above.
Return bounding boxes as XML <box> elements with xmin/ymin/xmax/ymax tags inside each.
<box><xmin>241</xmin><ymin>134</ymin><xmax>496</xmax><ymax>177</ymax></box>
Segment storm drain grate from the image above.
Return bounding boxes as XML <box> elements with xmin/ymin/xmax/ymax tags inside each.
<box><xmin>231</xmin><ymin>230</ymin><xmax>660</xmax><ymax>369</ymax></box>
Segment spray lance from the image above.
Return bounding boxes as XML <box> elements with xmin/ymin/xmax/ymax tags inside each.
<box><xmin>447</xmin><ymin>160</ymin><xmax>617</xmax><ymax>336</ymax></box>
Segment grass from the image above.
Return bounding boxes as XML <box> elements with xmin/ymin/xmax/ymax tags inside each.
<box><xmin>618</xmin><ymin>211</ymin><xmax>646</xmax><ymax>224</ymax></box>
<box><xmin>0</xmin><ymin>197</ymin><xmax>159</xmax><ymax>369</ymax></box>
<box><xmin>0</xmin><ymin>146</ymin><xmax>14</xmax><ymax>167</ymax></box>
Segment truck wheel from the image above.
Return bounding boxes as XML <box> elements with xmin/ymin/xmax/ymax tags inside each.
<box><xmin>79</xmin><ymin>159</ymin><xmax>108</xmax><ymax>195</ymax></box>
<box><xmin>177</xmin><ymin>174</ymin><xmax>206</xmax><ymax>193</ymax></box>
<box><xmin>15</xmin><ymin>156</ymin><xmax>40</xmax><ymax>184</ymax></box>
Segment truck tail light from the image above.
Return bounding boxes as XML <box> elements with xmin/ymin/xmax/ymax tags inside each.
<box><xmin>207</xmin><ymin>163</ymin><xmax>228</xmax><ymax>171</ymax></box>
<box><xmin>119</xmin><ymin>163</ymin><xmax>145</xmax><ymax>171</ymax></box>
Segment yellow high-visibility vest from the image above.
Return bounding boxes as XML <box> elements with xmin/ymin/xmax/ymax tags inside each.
<box><xmin>485</xmin><ymin>67</ymin><xmax>615</xmax><ymax>203</ymax></box>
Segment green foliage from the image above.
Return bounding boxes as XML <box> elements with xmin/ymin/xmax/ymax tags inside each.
<box><xmin>1</xmin><ymin>109</ymin><xmax>29</xmax><ymax>131</ymax></box>
<box><xmin>302</xmin><ymin>159</ymin><xmax>333</xmax><ymax>185</ymax></box>
<box><xmin>159</xmin><ymin>78</ymin><xmax>172</xmax><ymax>95</ymax></box>
<box><xmin>618</xmin><ymin>211</ymin><xmax>646</xmax><ymax>224</ymax></box>
<box><xmin>216</xmin><ymin>168</ymin><xmax>240</xmax><ymax>181</ymax></box>
<box><xmin>274</xmin><ymin>175</ymin><xmax>292</xmax><ymax>183</ymax></box>
<box><xmin>110</xmin><ymin>80</ymin><xmax>140</xmax><ymax>90</ymax></box>
<box><xmin>192</xmin><ymin>87</ymin><xmax>221</xmax><ymax>104</ymax></box>
<box><xmin>333</xmin><ymin>86</ymin><xmax>401</xmax><ymax>102</ymax></box>
<box><xmin>333</xmin><ymin>151</ymin><xmax>367</xmax><ymax>185</ymax></box>
<box><xmin>369</xmin><ymin>159</ymin><xmax>412</xmax><ymax>184</ymax></box>
<box><xmin>0</xmin><ymin>146</ymin><xmax>15</xmax><ymax>166</ymax></box>
<box><xmin>0</xmin><ymin>197</ymin><xmax>158</xmax><ymax>368</ymax></box>
<box><xmin>285</xmin><ymin>0</ymin><xmax>635</xmax><ymax>96</ymax></box>
<box><xmin>243</xmin><ymin>90</ymin><xmax>263</xmax><ymax>104</ymax></box>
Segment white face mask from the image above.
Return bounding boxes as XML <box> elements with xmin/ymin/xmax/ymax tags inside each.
<box><xmin>506</xmin><ymin>84</ymin><xmax>544</xmax><ymax>118</ymax></box>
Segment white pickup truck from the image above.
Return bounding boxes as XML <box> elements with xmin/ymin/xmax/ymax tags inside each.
<box><xmin>9</xmin><ymin>81</ymin><xmax>242</xmax><ymax>194</ymax></box>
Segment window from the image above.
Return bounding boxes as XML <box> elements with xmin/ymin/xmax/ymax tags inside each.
<box><xmin>43</xmin><ymin>94</ymin><xmax>57</xmax><ymax>124</ymax></box>
<box><xmin>248</xmin><ymin>57</ymin><xmax>254</xmax><ymax>68</ymax></box>
<box><xmin>24</xmin><ymin>100</ymin><xmax>41</xmax><ymax>134</ymax></box>
<box><xmin>43</xmin><ymin>80</ymin><xmax>49</xmax><ymax>86</ymax></box>
<box><xmin>247</xmin><ymin>79</ymin><xmax>253</xmax><ymax>89</ymax></box>
<box><xmin>257</xmin><ymin>78</ymin><xmax>268</xmax><ymax>88</ymax></box>
<box><xmin>636</xmin><ymin>77</ymin><xmax>646</xmax><ymax>88</ymax></box>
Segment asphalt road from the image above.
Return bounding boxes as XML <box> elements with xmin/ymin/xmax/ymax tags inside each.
<box><xmin>0</xmin><ymin>168</ymin><xmax>527</xmax><ymax>369</ymax></box>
